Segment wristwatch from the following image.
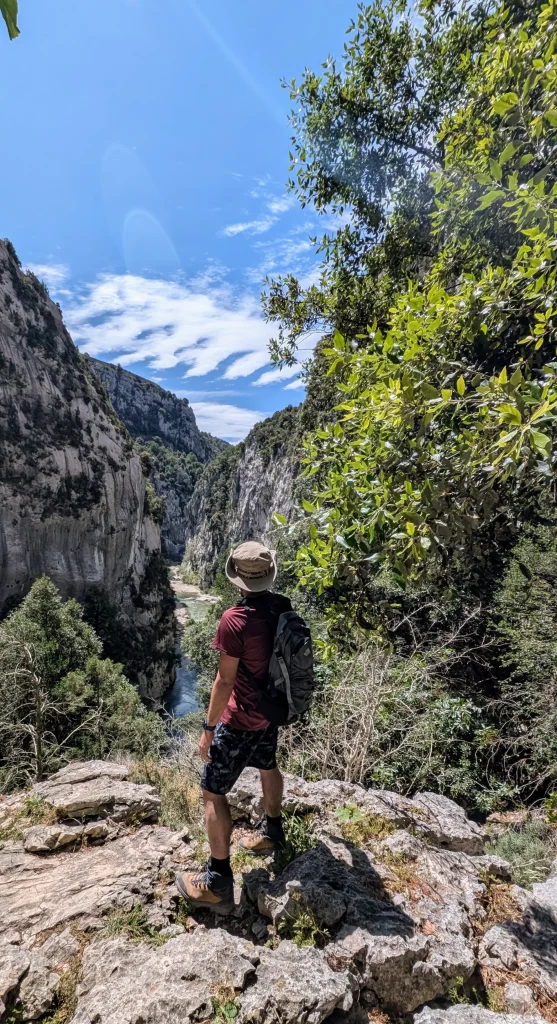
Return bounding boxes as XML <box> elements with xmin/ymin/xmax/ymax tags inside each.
<box><xmin>203</xmin><ymin>720</ymin><xmax>216</xmax><ymax>732</ymax></box>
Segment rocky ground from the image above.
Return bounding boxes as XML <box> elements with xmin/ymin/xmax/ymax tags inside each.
<box><xmin>1</xmin><ymin>761</ymin><xmax>556</xmax><ymax>1023</ymax></box>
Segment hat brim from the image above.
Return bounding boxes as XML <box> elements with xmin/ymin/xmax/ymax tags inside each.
<box><xmin>225</xmin><ymin>551</ymin><xmax>277</xmax><ymax>593</ymax></box>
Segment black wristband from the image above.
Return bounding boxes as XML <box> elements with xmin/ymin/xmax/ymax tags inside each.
<box><xmin>203</xmin><ymin>720</ymin><xmax>216</xmax><ymax>732</ymax></box>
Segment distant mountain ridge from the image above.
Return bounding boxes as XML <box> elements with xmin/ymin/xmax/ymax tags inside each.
<box><xmin>88</xmin><ymin>358</ymin><xmax>229</xmax><ymax>559</ymax></box>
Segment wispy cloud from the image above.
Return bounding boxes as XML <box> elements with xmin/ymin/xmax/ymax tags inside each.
<box><xmin>253</xmin><ymin>363</ymin><xmax>301</xmax><ymax>387</ymax></box>
<box><xmin>222</xmin><ymin>217</ymin><xmax>276</xmax><ymax>237</ymax></box>
<box><xmin>190</xmin><ymin>401</ymin><xmax>264</xmax><ymax>441</ymax></box>
<box><xmin>63</xmin><ymin>273</ymin><xmax>275</xmax><ymax>380</ymax></box>
<box><xmin>26</xmin><ymin>262</ymin><xmax>70</xmax><ymax>291</ymax></box>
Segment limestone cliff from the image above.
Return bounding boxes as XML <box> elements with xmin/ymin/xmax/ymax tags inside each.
<box><xmin>182</xmin><ymin>406</ymin><xmax>301</xmax><ymax>585</ymax></box>
<box><xmin>88</xmin><ymin>358</ymin><xmax>228</xmax><ymax>560</ymax></box>
<box><xmin>0</xmin><ymin>240</ymin><xmax>174</xmax><ymax>701</ymax></box>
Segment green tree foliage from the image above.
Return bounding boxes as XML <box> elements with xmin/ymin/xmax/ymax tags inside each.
<box><xmin>263</xmin><ymin>0</ymin><xmax>490</xmax><ymax>365</ymax></box>
<box><xmin>0</xmin><ymin>0</ymin><xmax>19</xmax><ymax>39</ymax></box>
<box><xmin>290</xmin><ymin>0</ymin><xmax>557</xmax><ymax>630</ymax></box>
<box><xmin>0</xmin><ymin>577</ymin><xmax>165</xmax><ymax>789</ymax></box>
<box><xmin>493</xmin><ymin>521</ymin><xmax>557</xmax><ymax>792</ymax></box>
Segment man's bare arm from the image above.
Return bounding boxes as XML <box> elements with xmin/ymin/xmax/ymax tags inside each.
<box><xmin>199</xmin><ymin>652</ymin><xmax>239</xmax><ymax>763</ymax></box>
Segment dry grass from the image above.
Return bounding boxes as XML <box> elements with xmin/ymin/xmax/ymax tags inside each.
<box><xmin>130</xmin><ymin>756</ymin><xmax>201</xmax><ymax>831</ymax></box>
<box><xmin>474</xmin><ymin>876</ymin><xmax>522</xmax><ymax>936</ymax></box>
<box><xmin>40</xmin><ymin>927</ymin><xmax>90</xmax><ymax>1024</ymax></box>
<box><xmin>0</xmin><ymin>793</ymin><xmax>57</xmax><ymax>843</ymax></box>
<box><xmin>377</xmin><ymin>849</ymin><xmax>433</xmax><ymax>901</ymax></box>
<box><xmin>481</xmin><ymin>965</ymin><xmax>557</xmax><ymax>1023</ymax></box>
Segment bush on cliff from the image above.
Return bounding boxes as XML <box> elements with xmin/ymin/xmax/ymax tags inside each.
<box><xmin>0</xmin><ymin>576</ymin><xmax>166</xmax><ymax>790</ymax></box>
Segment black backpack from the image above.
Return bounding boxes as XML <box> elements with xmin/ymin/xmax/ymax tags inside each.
<box><xmin>239</xmin><ymin>601</ymin><xmax>316</xmax><ymax>726</ymax></box>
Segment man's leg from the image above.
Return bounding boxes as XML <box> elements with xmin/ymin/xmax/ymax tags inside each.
<box><xmin>203</xmin><ymin>788</ymin><xmax>232</xmax><ymax>859</ymax></box>
<box><xmin>260</xmin><ymin>766</ymin><xmax>283</xmax><ymax>818</ymax></box>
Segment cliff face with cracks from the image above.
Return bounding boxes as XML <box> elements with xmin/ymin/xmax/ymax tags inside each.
<box><xmin>0</xmin><ymin>240</ymin><xmax>175</xmax><ymax>701</ymax></box>
<box><xmin>182</xmin><ymin>406</ymin><xmax>300</xmax><ymax>586</ymax></box>
<box><xmin>88</xmin><ymin>358</ymin><xmax>229</xmax><ymax>560</ymax></box>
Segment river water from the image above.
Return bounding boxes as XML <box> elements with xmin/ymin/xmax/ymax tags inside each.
<box><xmin>164</xmin><ymin>595</ymin><xmax>213</xmax><ymax>718</ymax></box>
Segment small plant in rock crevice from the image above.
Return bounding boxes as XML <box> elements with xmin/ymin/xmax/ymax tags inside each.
<box><xmin>335</xmin><ymin>803</ymin><xmax>397</xmax><ymax>846</ymax></box>
<box><xmin>277</xmin><ymin>898</ymin><xmax>330</xmax><ymax>949</ymax></box>
<box><xmin>104</xmin><ymin>905</ymin><xmax>166</xmax><ymax>947</ymax></box>
<box><xmin>211</xmin><ymin>987</ymin><xmax>240</xmax><ymax>1024</ymax></box>
<box><xmin>272</xmin><ymin>809</ymin><xmax>317</xmax><ymax>873</ymax></box>
<box><xmin>475</xmin><ymin>875</ymin><xmax>523</xmax><ymax>936</ymax></box>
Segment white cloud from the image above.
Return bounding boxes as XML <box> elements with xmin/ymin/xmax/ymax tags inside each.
<box><xmin>222</xmin><ymin>217</ymin><xmax>276</xmax><ymax>237</ymax></box>
<box><xmin>253</xmin><ymin>363</ymin><xmax>301</xmax><ymax>387</ymax></box>
<box><xmin>266</xmin><ymin>196</ymin><xmax>296</xmax><ymax>215</ymax></box>
<box><xmin>26</xmin><ymin>262</ymin><xmax>69</xmax><ymax>291</ymax></box>
<box><xmin>284</xmin><ymin>378</ymin><xmax>306</xmax><ymax>390</ymax></box>
<box><xmin>190</xmin><ymin>401</ymin><xmax>264</xmax><ymax>441</ymax></box>
<box><xmin>63</xmin><ymin>273</ymin><xmax>275</xmax><ymax>380</ymax></box>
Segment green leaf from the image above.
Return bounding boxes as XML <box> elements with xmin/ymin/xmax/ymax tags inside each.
<box><xmin>421</xmin><ymin>383</ymin><xmax>438</xmax><ymax>400</ymax></box>
<box><xmin>456</xmin><ymin>376</ymin><xmax>466</xmax><ymax>396</ymax></box>
<box><xmin>302</xmin><ymin>499</ymin><xmax>316</xmax><ymax>514</ymax></box>
<box><xmin>477</xmin><ymin>190</ymin><xmax>505</xmax><ymax>210</ymax></box>
<box><xmin>272</xmin><ymin>512</ymin><xmax>287</xmax><ymax>525</ymax></box>
<box><xmin>498</xmin><ymin>366</ymin><xmax>508</xmax><ymax>385</ymax></box>
<box><xmin>530</xmin><ymin>429</ymin><xmax>552</xmax><ymax>455</ymax></box>
<box><xmin>500</xmin><ymin>140</ymin><xmax>519</xmax><ymax>165</ymax></box>
<box><xmin>406</xmin><ymin>521</ymin><xmax>415</xmax><ymax>536</ymax></box>
<box><xmin>545</xmin><ymin>109</ymin><xmax>557</xmax><ymax>127</ymax></box>
<box><xmin>0</xmin><ymin>0</ymin><xmax>19</xmax><ymax>38</ymax></box>
<box><xmin>489</xmin><ymin>159</ymin><xmax>502</xmax><ymax>181</ymax></box>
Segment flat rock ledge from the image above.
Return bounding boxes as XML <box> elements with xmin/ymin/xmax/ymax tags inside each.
<box><xmin>33</xmin><ymin>760</ymin><xmax>160</xmax><ymax>824</ymax></box>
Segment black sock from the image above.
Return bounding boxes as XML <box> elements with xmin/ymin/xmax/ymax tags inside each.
<box><xmin>266</xmin><ymin>814</ymin><xmax>283</xmax><ymax>828</ymax></box>
<box><xmin>209</xmin><ymin>855</ymin><xmax>232</xmax><ymax>877</ymax></box>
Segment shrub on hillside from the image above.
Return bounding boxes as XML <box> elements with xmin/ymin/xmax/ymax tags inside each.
<box><xmin>0</xmin><ymin>576</ymin><xmax>165</xmax><ymax>790</ymax></box>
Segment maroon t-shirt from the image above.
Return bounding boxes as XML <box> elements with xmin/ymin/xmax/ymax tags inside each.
<box><xmin>212</xmin><ymin>593</ymin><xmax>292</xmax><ymax>731</ymax></box>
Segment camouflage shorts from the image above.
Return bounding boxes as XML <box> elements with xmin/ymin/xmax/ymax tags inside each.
<box><xmin>200</xmin><ymin>722</ymin><xmax>279</xmax><ymax>796</ymax></box>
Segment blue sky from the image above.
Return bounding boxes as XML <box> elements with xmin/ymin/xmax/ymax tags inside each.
<box><xmin>1</xmin><ymin>0</ymin><xmax>350</xmax><ymax>440</ymax></box>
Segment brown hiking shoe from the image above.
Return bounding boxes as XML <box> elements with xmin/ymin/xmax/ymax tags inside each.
<box><xmin>176</xmin><ymin>866</ymin><xmax>234</xmax><ymax>914</ymax></box>
<box><xmin>238</xmin><ymin>817</ymin><xmax>286</xmax><ymax>856</ymax></box>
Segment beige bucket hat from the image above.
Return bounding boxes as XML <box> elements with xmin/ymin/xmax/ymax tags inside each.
<box><xmin>225</xmin><ymin>540</ymin><xmax>277</xmax><ymax>593</ymax></box>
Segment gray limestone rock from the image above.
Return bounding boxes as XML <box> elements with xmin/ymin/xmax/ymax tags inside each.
<box><xmin>228</xmin><ymin>769</ymin><xmax>486</xmax><ymax>854</ymax></box>
<box><xmin>531</xmin><ymin>874</ymin><xmax>557</xmax><ymax>917</ymax></box>
<box><xmin>34</xmin><ymin>762</ymin><xmax>160</xmax><ymax>823</ymax></box>
<box><xmin>504</xmin><ymin>981</ymin><xmax>537</xmax><ymax>1014</ymax></box>
<box><xmin>72</xmin><ymin>930</ymin><xmax>258</xmax><ymax>1024</ymax></box>
<box><xmin>18</xmin><ymin>950</ymin><xmax>60</xmax><ymax>1020</ymax></box>
<box><xmin>39</xmin><ymin>928</ymin><xmax>80</xmax><ymax>970</ymax></box>
<box><xmin>479</xmin><ymin>896</ymin><xmax>557</xmax><ymax>1001</ymax></box>
<box><xmin>254</xmin><ymin>832</ymin><xmax>482</xmax><ymax>1014</ymax></box>
<box><xmin>0</xmin><ymin>943</ymin><xmax>31</xmax><ymax>1016</ymax></box>
<box><xmin>0</xmin><ymin>825</ymin><xmax>184</xmax><ymax>942</ymax></box>
<box><xmin>238</xmin><ymin>940</ymin><xmax>353</xmax><ymax>1024</ymax></box>
<box><xmin>414</xmin><ymin>1010</ymin><xmax>546</xmax><ymax>1023</ymax></box>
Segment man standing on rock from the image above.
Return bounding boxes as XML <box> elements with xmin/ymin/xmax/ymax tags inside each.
<box><xmin>177</xmin><ymin>541</ymin><xmax>291</xmax><ymax>913</ymax></box>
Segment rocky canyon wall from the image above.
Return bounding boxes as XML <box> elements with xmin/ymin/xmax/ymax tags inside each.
<box><xmin>0</xmin><ymin>240</ymin><xmax>174</xmax><ymax>701</ymax></box>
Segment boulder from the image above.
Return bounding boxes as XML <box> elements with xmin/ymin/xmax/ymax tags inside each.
<box><xmin>34</xmin><ymin>761</ymin><xmax>160</xmax><ymax>823</ymax></box>
<box><xmin>71</xmin><ymin>927</ymin><xmax>352</xmax><ymax>1024</ymax></box>
<box><xmin>0</xmin><ymin>825</ymin><xmax>185</xmax><ymax>941</ymax></box>
<box><xmin>239</xmin><ymin>940</ymin><xmax>354</xmax><ymax>1023</ymax></box>
<box><xmin>414</xmin><ymin>1009</ymin><xmax>546</xmax><ymax>1023</ymax></box>
<box><xmin>228</xmin><ymin>769</ymin><xmax>486</xmax><ymax>854</ymax></box>
<box><xmin>39</xmin><ymin>928</ymin><xmax>80</xmax><ymax>970</ymax></box>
